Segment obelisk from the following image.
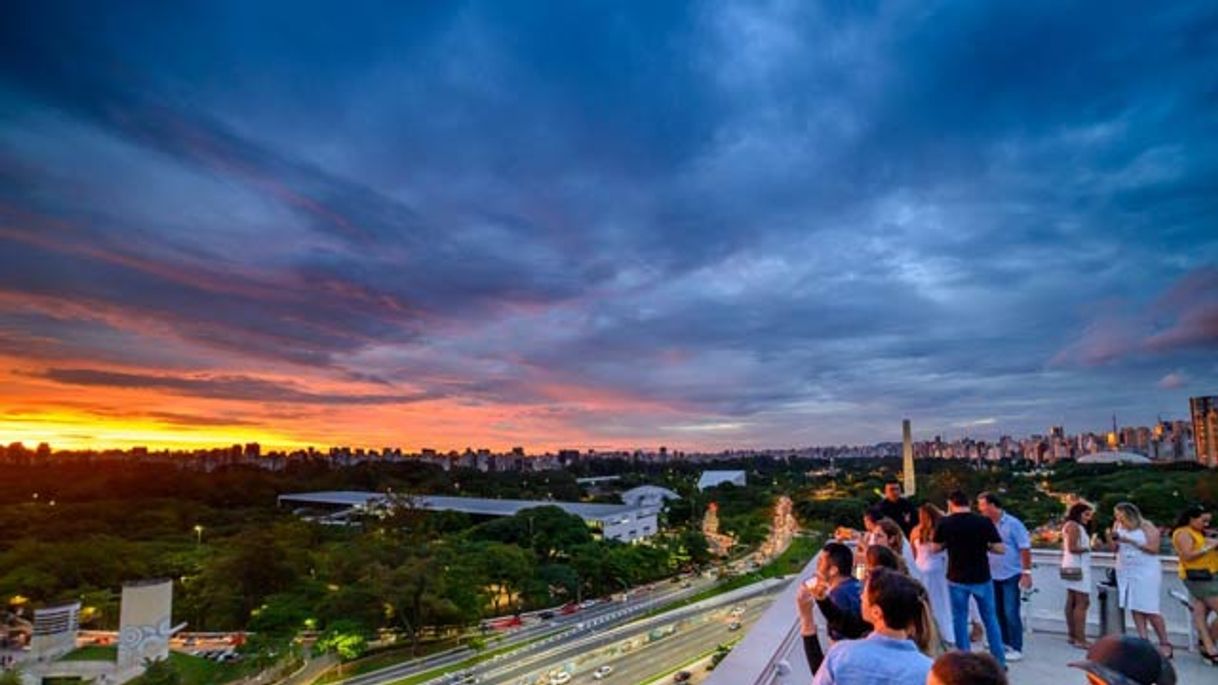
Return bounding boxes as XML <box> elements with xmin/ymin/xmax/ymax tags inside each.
<box><xmin>902</xmin><ymin>419</ymin><xmax>916</xmax><ymax>496</ymax></box>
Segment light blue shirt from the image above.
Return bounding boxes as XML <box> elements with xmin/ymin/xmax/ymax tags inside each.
<box><xmin>810</xmin><ymin>633</ymin><xmax>932</xmax><ymax>685</ymax></box>
<box><xmin>988</xmin><ymin>511</ymin><xmax>1031</xmax><ymax>581</ymax></box>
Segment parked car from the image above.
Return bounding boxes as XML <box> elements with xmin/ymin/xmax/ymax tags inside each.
<box><xmin>729</xmin><ymin>605</ymin><xmax>745</xmax><ymax>617</ymax></box>
<box><xmin>593</xmin><ymin>665</ymin><xmax>614</xmax><ymax>680</ymax></box>
<box><xmin>727</xmin><ymin>621</ymin><xmax>742</xmax><ymax>631</ymax></box>
<box><xmin>672</xmin><ymin>671</ymin><xmax>692</xmax><ymax>683</ymax></box>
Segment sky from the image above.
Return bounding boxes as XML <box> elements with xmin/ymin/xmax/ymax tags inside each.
<box><xmin>1</xmin><ymin>1</ymin><xmax>1216</xmax><ymax>452</ymax></box>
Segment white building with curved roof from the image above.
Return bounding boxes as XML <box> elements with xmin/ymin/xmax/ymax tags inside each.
<box><xmin>1077</xmin><ymin>451</ymin><xmax>1152</xmax><ymax>465</ymax></box>
<box><xmin>620</xmin><ymin>485</ymin><xmax>680</xmax><ymax>512</ymax></box>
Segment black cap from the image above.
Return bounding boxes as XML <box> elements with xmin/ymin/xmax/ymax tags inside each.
<box><xmin>1068</xmin><ymin>635</ymin><xmax>1176</xmax><ymax>685</ymax></box>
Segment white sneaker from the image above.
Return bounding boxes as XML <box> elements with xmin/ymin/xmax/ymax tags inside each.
<box><xmin>1004</xmin><ymin>647</ymin><xmax>1023</xmax><ymax>662</ymax></box>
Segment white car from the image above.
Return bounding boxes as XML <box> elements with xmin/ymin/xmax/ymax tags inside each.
<box><xmin>729</xmin><ymin>605</ymin><xmax>745</xmax><ymax>616</ymax></box>
<box><xmin>593</xmin><ymin>665</ymin><xmax>613</xmax><ymax>679</ymax></box>
<box><xmin>549</xmin><ymin>672</ymin><xmax>571</xmax><ymax>685</ymax></box>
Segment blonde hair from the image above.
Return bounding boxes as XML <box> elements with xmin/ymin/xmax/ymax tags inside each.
<box><xmin>913</xmin><ymin>504</ymin><xmax>944</xmax><ymax>544</ymax></box>
<box><xmin>1114</xmin><ymin>502</ymin><xmax>1143</xmax><ymax>529</ymax></box>
<box><xmin>913</xmin><ymin>594</ymin><xmax>944</xmax><ymax>658</ymax></box>
<box><xmin>876</xmin><ymin>517</ymin><xmax>907</xmax><ymax>555</ymax></box>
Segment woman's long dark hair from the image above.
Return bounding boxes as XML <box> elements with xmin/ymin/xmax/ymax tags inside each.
<box><xmin>1065</xmin><ymin>502</ymin><xmax>1092</xmax><ymax>532</ymax></box>
<box><xmin>1173</xmin><ymin>504</ymin><xmax>1207</xmax><ymax>532</ymax></box>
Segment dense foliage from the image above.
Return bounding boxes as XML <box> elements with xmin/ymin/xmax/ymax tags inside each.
<box><xmin>7</xmin><ymin>453</ymin><xmax>1210</xmax><ymax>654</ymax></box>
<box><xmin>0</xmin><ymin>462</ymin><xmax>713</xmax><ymax>650</ymax></box>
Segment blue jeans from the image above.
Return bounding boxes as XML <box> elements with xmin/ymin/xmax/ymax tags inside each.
<box><xmin>949</xmin><ymin>581</ymin><xmax>1006</xmax><ymax>667</ymax></box>
<box><xmin>992</xmin><ymin>575</ymin><xmax>1024</xmax><ymax>652</ymax></box>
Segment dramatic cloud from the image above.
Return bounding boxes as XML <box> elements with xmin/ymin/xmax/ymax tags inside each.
<box><xmin>1</xmin><ymin>1</ymin><xmax>1215</xmax><ymax>449</ymax></box>
<box><xmin>34</xmin><ymin>368</ymin><xmax>432</xmax><ymax>405</ymax></box>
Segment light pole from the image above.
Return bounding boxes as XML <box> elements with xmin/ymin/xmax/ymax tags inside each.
<box><xmin>193</xmin><ymin>524</ymin><xmax>204</xmax><ymax>546</ymax></box>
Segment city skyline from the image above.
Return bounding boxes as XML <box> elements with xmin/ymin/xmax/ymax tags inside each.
<box><xmin>1</xmin><ymin>412</ymin><xmax>1199</xmax><ymax>460</ymax></box>
<box><xmin>2</xmin><ymin>2</ymin><xmax>1217</xmax><ymax>451</ymax></box>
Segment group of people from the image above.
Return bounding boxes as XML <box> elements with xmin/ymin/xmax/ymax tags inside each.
<box><xmin>795</xmin><ymin>480</ymin><xmax>1208</xmax><ymax>684</ymax></box>
<box><xmin>1058</xmin><ymin>500</ymin><xmax>1218</xmax><ymax>664</ymax></box>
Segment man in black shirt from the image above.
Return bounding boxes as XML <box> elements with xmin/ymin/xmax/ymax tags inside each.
<box><xmin>932</xmin><ymin>490</ymin><xmax>1007</xmax><ymax>668</ymax></box>
<box><xmin>877</xmin><ymin>480</ymin><xmax>917</xmax><ymax>537</ymax></box>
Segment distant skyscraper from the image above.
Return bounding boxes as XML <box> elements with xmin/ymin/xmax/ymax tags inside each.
<box><xmin>902</xmin><ymin>419</ymin><xmax>916</xmax><ymax>495</ymax></box>
<box><xmin>1190</xmin><ymin>396</ymin><xmax>1218</xmax><ymax>468</ymax></box>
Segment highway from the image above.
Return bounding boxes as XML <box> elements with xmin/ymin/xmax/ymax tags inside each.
<box><xmin>338</xmin><ymin>532</ymin><xmax>801</xmax><ymax>685</ymax></box>
<box><xmin>336</xmin><ymin>575</ymin><xmax>722</xmax><ymax>685</ymax></box>
<box><xmin>468</xmin><ymin>581</ymin><xmax>784</xmax><ymax>685</ymax></box>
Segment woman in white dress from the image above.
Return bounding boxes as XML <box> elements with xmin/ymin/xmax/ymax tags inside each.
<box><xmin>911</xmin><ymin>503</ymin><xmax>953</xmax><ymax>640</ymax></box>
<box><xmin>1112</xmin><ymin>502</ymin><xmax>1172</xmax><ymax>658</ymax></box>
<box><xmin>1060</xmin><ymin>502</ymin><xmax>1094</xmax><ymax>648</ymax></box>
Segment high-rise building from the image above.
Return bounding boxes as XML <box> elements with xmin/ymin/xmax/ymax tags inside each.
<box><xmin>1190</xmin><ymin>396</ymin><xmax>1218</xmax><ymax>468</ymax></box>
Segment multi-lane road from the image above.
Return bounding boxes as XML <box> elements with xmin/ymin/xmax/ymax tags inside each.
<box><xmin>335</xmin><ymin>531</ymin><xmax>803</xmax><ymax>685</ymax></box>
<box><xmin>337</xmin><ymin>575</ymin><xmax>724</xmax><ymax>685</ymax></box>
<box><xmin>438</xmin><ymin>581</ymin><xmax>785</xmax><ymax>685</ymax></box>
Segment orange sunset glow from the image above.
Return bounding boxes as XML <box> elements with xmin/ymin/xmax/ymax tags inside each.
<box><xmin>2</xmin><ymin>1</ymin><xmax>1215</xmax><ymax>455</ymax></box>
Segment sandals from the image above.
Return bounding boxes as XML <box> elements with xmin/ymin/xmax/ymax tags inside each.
<box><xmin>1158</xmin><ymin>642</ymin><xmax>1173</xmax><ymax>660</ymax></box>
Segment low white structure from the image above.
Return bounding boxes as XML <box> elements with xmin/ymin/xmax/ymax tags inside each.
<box><xmin>697</xmin><ymin>470</ymin><xmax>746</xmax><ymax>491</ymax></box>
<box><xmin>29</xmin><ymin>602</ymin><xmax>79</xmax><ymax>662</ymax></box>
<box><xmin>278</xmin><ymin>491</ymin><xmax>659</xmax><ymax>543</ymax></box>
<box><xmin>620</xmin><ymin>485</ymin><xmax>680</xmax><ymax>512</ymax></box>
<box><xmin>1078</xmin><ymin>451</ymin><xmax>1152</xmax><ymax>465</ymax></box>
<box><xmin>18</xmin><ymin>579</ymin><xmax>180</xmax><ymax>685</ymax></box>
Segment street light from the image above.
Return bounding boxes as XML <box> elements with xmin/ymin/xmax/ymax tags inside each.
<box><xmin>193</xmin><ymin>524</ymin><xmax>204</xmax><ymax>546</ymax></box>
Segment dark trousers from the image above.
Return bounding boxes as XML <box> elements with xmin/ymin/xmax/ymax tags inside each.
<box><xmin>993</xmin><ymin>574</ymin><xmax>1024</xmax><ymax>652</ymax></box>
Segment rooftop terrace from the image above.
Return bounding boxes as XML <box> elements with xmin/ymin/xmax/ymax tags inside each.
<box><xmin>708</xmin><ymin>548</ymin><xmax>1213</xmax><ymax>685</ymax></box>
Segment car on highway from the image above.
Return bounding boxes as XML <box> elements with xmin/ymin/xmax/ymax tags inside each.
<box><xmin>729</xmin><ymin>605</ymin><xmax>745</xmax><ymax>616</ymax></box>
<box><xmin>593</xmin><ymin>665</ymin><xmax>613</xmax><ymax>680</ymax></box>
<box><xmin>672</xmin><ymin>671</ymin><xmax>692</xmax><ymax>683</ymax></box>
<box><xmin>727</xmin><ymin>621</ymin><xmax>742</xmax><ymax>631</ymax></box>
<box><xmin>538</xmin><ymin>610</ymin><xmax>555</xmax><ymax>620</ymax></box>
<box><xmin>448</xmin><ymin>673</ymin><xmax>478</xmax><ymax>685</ymax></box>
<box><xmin>548</xmin><ymin>671</ymin><xmax>571</xmax><ymax>684</ymax></box>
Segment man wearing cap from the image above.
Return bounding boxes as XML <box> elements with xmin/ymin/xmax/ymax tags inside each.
<box><xmin>1070</xmin><ymin>635</ymin><xmax>1176</xmax><ymax>685</ymax></box>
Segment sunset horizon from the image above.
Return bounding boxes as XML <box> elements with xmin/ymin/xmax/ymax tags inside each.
<box><xmin>3</xmin><ymin>2</ymin><xmax>1215</xmax><ymax>454</ymax></box>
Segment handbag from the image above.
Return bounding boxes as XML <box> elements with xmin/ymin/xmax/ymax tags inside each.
<box><xmin>1185</xmin><ymin>569</ymin><xmax>1214</xmax><ymax>582</ymax></box>
<box><xmin>1060</xmin><ymin>567</ymin><xmax>1084</xmax><ymax>581</ymax></box>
